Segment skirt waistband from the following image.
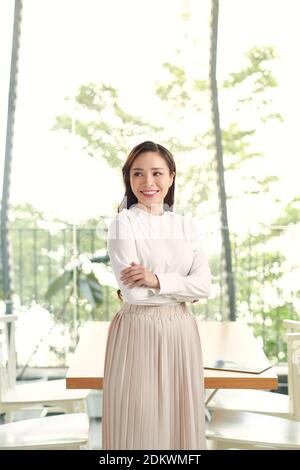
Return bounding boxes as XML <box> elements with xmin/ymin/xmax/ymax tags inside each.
<box><xmin>122</xmin><ymin>302</ymin><xmax>190</xmax><ymax>316</ymax></box>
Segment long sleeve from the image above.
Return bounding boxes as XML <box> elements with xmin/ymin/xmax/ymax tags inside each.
<box><xmin>107</xmin><ymin>212</ymin><xmax>160</xmax><ymax>304</ymax></box>
<box><xmin>154</xmin><ymin>219</ymin><xmax>212</xmax><ymax>302</ymax></box>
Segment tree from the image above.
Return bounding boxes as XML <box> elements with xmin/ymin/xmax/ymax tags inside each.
<box><xmin>1</xmin><ymin>0</ymin><xmax>23</xmax><ymax>319</ymax></box>
<box><xmin>52</xmin><ymin>83</ymin><xmax>163</xmax><ymax>170</ymax></box>
<box><xmin>51</xmin><ymin>14</ymin><xmax>298</xmax><ymax>361</ymax></box>
<box><xmin>209</xmin><ymin>0</ymin><xmax>236</xmax><ymax>320</ymax></box>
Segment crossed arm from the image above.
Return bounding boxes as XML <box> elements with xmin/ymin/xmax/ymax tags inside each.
<box><xmin>107</xmin><ymin>215</ymin><xmax>212</xmax><ymax>304</ymax></box>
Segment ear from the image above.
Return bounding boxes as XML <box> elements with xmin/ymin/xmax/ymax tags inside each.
<box><xmin>169</xmin><ymin>172</ymin><xmax>175</xmax><ymax>187</ymax></box>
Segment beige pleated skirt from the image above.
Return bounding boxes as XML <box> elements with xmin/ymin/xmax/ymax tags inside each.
<box><xmin>102</xmin><ymin>302</ymin><xmax>206</xmax><ymax>450</ymax></box>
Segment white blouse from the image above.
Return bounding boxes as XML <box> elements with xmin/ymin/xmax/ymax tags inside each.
<box><xmin>107</xmin><ymin>205</ymin><xmax>212</xmax><ymax>305</ymax></box>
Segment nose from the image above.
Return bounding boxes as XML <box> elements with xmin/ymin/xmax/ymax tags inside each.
<box><xmin>144</xmin><ymin>173</ymin><xmax>154</xmax><ymax>186</ymax></box>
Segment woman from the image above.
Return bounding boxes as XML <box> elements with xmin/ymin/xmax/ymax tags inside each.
<box><xmin>102</xmin><ymin>141</ymin><xmax>211</xmax><ymax>450</ymax></box>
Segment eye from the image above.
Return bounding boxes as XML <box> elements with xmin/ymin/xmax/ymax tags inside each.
<box><xmin>132</xmin><ymin>171</ymin><xmax>163</xmax><ymax>176</ymax></box>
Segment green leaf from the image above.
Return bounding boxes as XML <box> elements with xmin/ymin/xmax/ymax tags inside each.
<box><xmin>79</xmin><ymin>273</ymin><xmax>103</xmax><ymax>307</ymax></box>
<box><xmin>45</xmin><ymin>270</ymin><xmax>73</xmax><ymax>300</ymax></box>
<box><xmin>90</xmin><ymin>254</ymin><xmax>110</xmax><ymax>264</ymax></box>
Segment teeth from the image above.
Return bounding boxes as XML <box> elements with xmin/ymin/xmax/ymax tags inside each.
<box><xmin>141</xmin><ymin>191</ymin><xmax>159</xmax><ymax>194</ymax></box>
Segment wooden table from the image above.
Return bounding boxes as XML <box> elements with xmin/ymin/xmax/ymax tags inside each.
<box><xmin>66</xmin><ymin>320</ymin><xmax>278</xmax><ymax>391</ymax></box>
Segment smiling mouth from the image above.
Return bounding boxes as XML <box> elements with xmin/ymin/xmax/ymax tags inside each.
<box><xmin>140</xmin><ymin>190</ymin><xmax>160</xmax><ymax>197</ymax></box>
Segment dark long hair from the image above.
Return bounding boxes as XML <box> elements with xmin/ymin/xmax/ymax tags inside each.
<box><xmin>116</xmin><ymin>141</ymin><xmax>176</xmax><ymax>301</ymax></box>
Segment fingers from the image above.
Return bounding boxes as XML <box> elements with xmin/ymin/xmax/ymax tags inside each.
<box><xmin>121</xmin><ymin>267</ymin><xmax>140</xmax><ymax>277</ymax></box>
<box><xmin>121</xmin><ymin>262</ymin><xmax>140</xmax><ymax>275</ymax></box>
<box><xmin>125</xmin><ymin>277</ymin><xmax>146</xmax><ymax>288</ymax></box>
<box><xmin>120</xmin><ymin>267</ymin><xmax>143</xmax><ymax>281</ymax></box>
<box><xmin>120</xmin><ymin>270</ymin><xmax>141</xmax><ymax>283</ymax></box>
<box><xmin>120</xmin><ymin>263</ymin><xmax>148</xmax><ymax>288</ymax></box>
<box><xmin>121</xmin><ymin>273</ymin><xmax>144</xmax><ymax>286</ymax></box>
<box><xmin>128</xmin><ymin>280</ymin><xmax>145</xmax><ymax>288</ymax></box>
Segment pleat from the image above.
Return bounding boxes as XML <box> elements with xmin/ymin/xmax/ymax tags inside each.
<box><xmin>102</xmin><ymin>302</ymin><xmax>206</xmax><ymax>450</ymax></box>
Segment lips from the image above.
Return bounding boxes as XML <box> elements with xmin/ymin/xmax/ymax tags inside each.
<box><xmin>140</xmin><ymin>190</ymin><xmax>160</xmax><ymax>198</ymax></box>
<box><xmin>140</xmin><ymin>190</ymin><xmax>159</xmax><ymax>194</ymax></box>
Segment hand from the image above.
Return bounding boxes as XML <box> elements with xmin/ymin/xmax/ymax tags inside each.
<box><xmin>120</xmin><ymin>262</ymin><xmax>160</xmax><ymax>289</ymax></box>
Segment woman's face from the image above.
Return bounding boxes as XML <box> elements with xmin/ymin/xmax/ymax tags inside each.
<box><xmin>129</xmin><ymin>151</ymin><xmax>174</xmax><ymax>211</ymax></box>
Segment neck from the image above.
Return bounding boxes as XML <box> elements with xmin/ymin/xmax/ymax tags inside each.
<box><xmin>136</xmin><ymin>203</ymin><xmax>164</xmax><ymax>216</ymax></box>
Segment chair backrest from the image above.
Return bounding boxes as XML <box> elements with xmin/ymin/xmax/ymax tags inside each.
<box><xmin>0</xmin><ymin>314</ymin><xmax>17</xmax><ymax>398</ymax></box>
<box><xmin>284</xmin><ymin>319</ymin><xmax>300</xmax><ymax>333</ymax></box>
<box><xmin>287</xmin><ymin>332</ymin><xmax>300</xmax><ymax>419</ymax></box>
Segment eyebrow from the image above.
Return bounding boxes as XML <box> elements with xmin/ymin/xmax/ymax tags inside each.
<box><xmin>131</xmin><ymin>167</ymin><xmax>164</xmax><ymax>171</ymax></box>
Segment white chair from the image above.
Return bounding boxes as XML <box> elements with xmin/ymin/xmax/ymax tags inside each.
<box><xmin>0</xmin><ymin>314</ymin><xmax>90</xmax><ymax>423</ymax></box>
<box><xmin>206</xmin><ymin>332</ymin><xmax>300</xmax><ymax>449</ymax></box>
<box><xmin>0</xmin><ymin>412</ymin><xmax>89</xmax><ymax>450</ymax></box>
<box><xmin>206</xmin><ymin>319</ymin><xmax>300</xmax><ymax>420</ymax></box>
<box><xmin>206</xmin><ymin>409</ymin><xmax>300</xmax><ymax>450</ymax></box>
<box><xmin>283</xmin><ymin>319</ymin><xmax>300</xmax><ymax>332</ymax></box>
